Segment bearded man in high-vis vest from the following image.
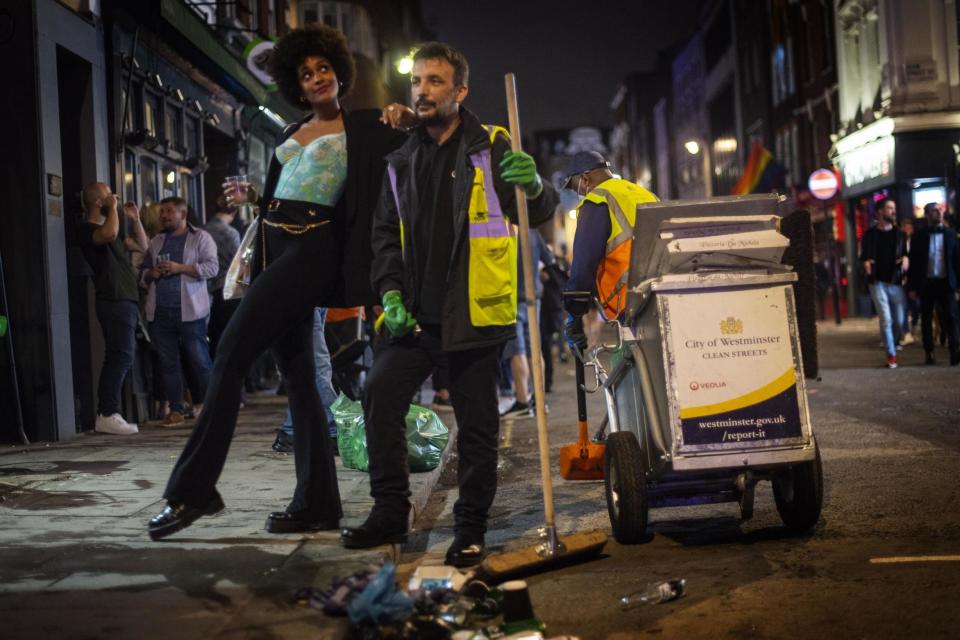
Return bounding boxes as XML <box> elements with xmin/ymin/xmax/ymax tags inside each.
<box><xmin>340</xmin><ymin>42</ymin><xmax>558</xmax><ymax>566</ymax></box>
<box><xmin>562</xmin><ymin>151</ymin><xmax>658</xmax><ymax>349</ymax></box>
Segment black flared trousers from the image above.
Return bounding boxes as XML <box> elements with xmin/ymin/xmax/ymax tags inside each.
<box><xmin>164</xmin><ymin>222</ymin><xmax>342</xmax><ymax>521</ymax></box>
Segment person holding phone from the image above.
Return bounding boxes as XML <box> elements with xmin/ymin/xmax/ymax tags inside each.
<box><xmin>78</xmin><ymin>182</ymin><xmax>149</xmax><ymax>435</ymax></box>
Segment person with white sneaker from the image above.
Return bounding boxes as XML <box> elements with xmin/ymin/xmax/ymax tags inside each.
<box><xmin>78</xmin><ymin>182</ymin><xmax>148</xmax><ymax>435</ymax></box>
<box><xmin>499</xmin><ymin>229</ymin><xmax>552</xmax><ymax>420</ymax></box>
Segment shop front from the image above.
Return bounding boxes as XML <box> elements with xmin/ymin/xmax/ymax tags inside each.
<box><xmin>831</xmin><ymin>114</ymin><xmax>960</xmax><ymax>316</ymax></box>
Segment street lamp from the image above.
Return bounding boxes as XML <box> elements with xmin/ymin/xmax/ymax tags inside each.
<box><xmin>684</xmin><ymin>138</ymin><xmax>713</xmax><ymax>198</ymax></box>
<box><xmin>396</xmin><ymin>54</ymin><xmax>414</xmax><ymax>75</ymax></box>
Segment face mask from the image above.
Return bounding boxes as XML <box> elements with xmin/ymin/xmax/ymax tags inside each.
<box><xmin>574</xmin><ymin>174</ymin><xmax>588</xmax><ymax>197</ymax></box>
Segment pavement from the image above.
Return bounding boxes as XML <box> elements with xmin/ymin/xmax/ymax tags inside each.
<box><xmin>0</xmin><ymin>392</ymin><xmax>454</xmax><ymax>639</ymax></box>
<box><xmin>0</xmin><ymin>316</ymin><xmax>956</xmax><ymax>638</ymax></box>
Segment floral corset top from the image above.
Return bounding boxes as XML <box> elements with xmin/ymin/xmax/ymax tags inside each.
<box><xmin>273</xmin><ymin>131</ymin><xmax>347</xmax><ymax>206</ymax></box>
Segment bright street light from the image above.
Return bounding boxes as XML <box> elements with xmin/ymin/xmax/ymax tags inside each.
<box><xmin>683</xmin><ymin>138</ymin><xmax>712</xmax><ymax>198</ymax></box>
<box><xmin>713</xmin><ymin>137</ymin><xmax>738</xmax><ymax>153</ymax></box>
<box><xmin>396</xmin><ymin>54</ymin><xmax>414</xmax><ymax>75</ymax></box>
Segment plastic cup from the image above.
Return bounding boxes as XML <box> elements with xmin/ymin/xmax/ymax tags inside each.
<box><xmin>501</xmin><ymin>580</ymin><xmax>535</xmax><ymax>622</ymax></box>
<box><xmin>224</xmin><ymin>174</ymin><xmax>248</xmax><ymax>199</ymax></box>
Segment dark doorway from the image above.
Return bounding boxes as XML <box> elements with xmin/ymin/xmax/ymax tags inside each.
<box><xmin>203</xmin><ymin>126</ymin><xmax>238</xmax><ymax>224</ymax></box>
<box><xmin>58</xmin><ymin>45</ymin><xmax>100</xmax><ymax>432</ymax></box>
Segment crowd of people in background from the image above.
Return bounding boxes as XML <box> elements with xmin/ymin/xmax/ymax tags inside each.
<box><xmin>78</xmin><ymin>181</ymin><xmax>575</xmax><ymax>438</ymax></box>
<box><xmin>859</xmin><ymin>198</ymin><xmax>960</xmax><ymax>369</ymax></box>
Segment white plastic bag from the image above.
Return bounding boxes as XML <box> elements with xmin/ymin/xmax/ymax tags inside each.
<box><xmin>223</xmin><ymin>217</ymin><xmax>259</xmax><ymax>300</ymax></box>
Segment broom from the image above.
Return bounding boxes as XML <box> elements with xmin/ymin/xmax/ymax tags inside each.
<box><xmin>478</xmin><ymin>74</ymin><xmax>607</xmax><ymax>582</ymax></box>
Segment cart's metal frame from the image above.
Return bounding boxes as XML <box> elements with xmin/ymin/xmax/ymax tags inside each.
<box><xmin>582</xmin><ymin>194</ymin><xmax>823</xmax><ymax>531</ymax></box>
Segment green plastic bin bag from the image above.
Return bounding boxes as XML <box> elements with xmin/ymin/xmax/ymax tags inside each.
<box><xmin>332</xmin><ymin>393</ymin><xmax>449</xmax><ymax>473</ymax></box>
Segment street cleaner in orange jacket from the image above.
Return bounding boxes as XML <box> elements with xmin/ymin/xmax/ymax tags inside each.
<box><xmin>562</xmin><ymin>151</ymin><xmax>658</xmax><ymax>349</ymax></box>
<box><xmin>340</xmin><ymin>42</ymin><xmax>558</xmax><ymax>567</ymax></box>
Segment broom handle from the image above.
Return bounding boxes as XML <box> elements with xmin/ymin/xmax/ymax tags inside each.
<box><xmin>504</xmin><ymin>73</ymin><xmax>555</xmax><ymax>534</ymax></box>
<box><xmin>575</xmin><ymin>350</ymin><xmax>587</xmax><ymax>423</ymax></box>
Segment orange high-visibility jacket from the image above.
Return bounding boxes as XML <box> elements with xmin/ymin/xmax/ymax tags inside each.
<box><xmin>576</xmin><ymin>178</ymin><xmax>658</xmax><ymax>316</ymax></box>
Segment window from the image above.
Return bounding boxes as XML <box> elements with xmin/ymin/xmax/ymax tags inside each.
<box><xmin>161</xmin><ymin>165</ymin><xmax>176</xmax><ymax>201</ymax></box>
<box><xmin>120</xmin><ymin>86</ymin><xmax>136</xmax><ymax>133</ymax></box>
<box><xmin>266</xmin><ymin>0</ymin><xmax>276</xmax><ymax>36</ymax></box>
<box><xmin>248</xmin><ymin>0</ymin><xmax>259</xmax><ymax>32</ymax></box>
<box><xmin>143</xmin><ymin>93</ymin><xmax>160</xmax><ymax>137</ymax></box>
<box><xmin>140</xmin><ymin>156</ymin><xmax>158</xmax><ymax>204</ymax></box>
<box><xmin>123</xmin><ymin>151</ymin><xmax>137</xmax><ymax>203</ymax></box>
<box><xmin>771</xmin><ymin>43</ymin><xmax>795</xmax><ymax>105</ymax></box>
<box><xmin>184</xmin><ymin>116</ymin><xmax>199</xmax><ymax>158</ymax></box>
<box><xmin>297</xmin><ymin>2</ymin><xmax>376</xmax><ymax>60</ymax></box>
<box><xmin>179</xmin><ymin>173</ymin><xmax>198</xmax><ymax>218</ymax></box>
<box><xmin>164</xmin><ymin>103</ymin><xmax>182</xmax><ymax>149</ymax></box>
<box><xmin>820</xmin><ymin>0</ymin><xmax>834</xmax><ymax>74</ymax></box>
<box><xmin>772</xmin><ymin>46</ymin><xmax>786</xmax><ymax>105</ymax></box>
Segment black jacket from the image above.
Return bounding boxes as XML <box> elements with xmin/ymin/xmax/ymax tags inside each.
<box><xmin>859</xmin><ymin>224</ymin><xmax>907</xmax><ymax>285</ymax></box>
<box><xmin>907</xmin><ymin>226</ymin><xmax>960</xmax><ymax>292</ymax></box>
<box><xmin>252</xmin><ymin>108</ymin><xmax>407</xmax><ymax>307</ymax></box>
<box><xmin>370</xmin><ymin>107</ymin><xmax>558</xmax><ymax>351</ymax></box>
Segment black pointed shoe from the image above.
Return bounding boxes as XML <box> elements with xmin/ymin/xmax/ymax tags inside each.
<box><xmin>148</xmin><ymin>494</ymin><xmax>225</xmax><ymax>541</ymax></box>
<box><xmin>265</xmin><ymin>510</ymin><xmax>340</xmax><ymax>533</ymax></box>
<box><xmin>445</xmin><ymin>534</ymin><xmax>487</xmax><ymax>567</ymax></box>
<box><xmin>340</xmin><ymin>514</ymin><xmax>408</xmax><ymax>549</ymax></box>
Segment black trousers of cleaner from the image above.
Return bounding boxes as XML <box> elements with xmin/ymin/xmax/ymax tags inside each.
<box><xmin>364</xmin><ymin>326</ymin><xmax>501</xmax><ymax>536</ymax></box>
<box><xmin>164</xmin><ymin>222</ymin><xmax>342</xmax><ymax>521</ymax></box>
<box><xmin>920</xmin><ymin>278</ymin><xmax>960</xmax><ymax>355</ymax></box>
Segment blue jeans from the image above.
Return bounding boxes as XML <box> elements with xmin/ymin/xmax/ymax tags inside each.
<box><xmin>94</xmin><ymin>299</ymin><xmax>139</xmax><ymax>416</ymax></box>
<box><xmin>281</xmin><ymin>308</ymin><xmax>337</xmax><ymax>437</ymax></box>
<box><xmin>868</xmin><ymin>281</ymin><xmax>907</xmax><ymax>357</ymax></box>
<box><xmin>151</xmin><ymin>307</ymin><xmax>213</xmax><ymax>413</ymax></box>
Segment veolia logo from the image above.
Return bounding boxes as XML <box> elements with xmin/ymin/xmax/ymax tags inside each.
<box><xmin>690</xmin><ymin>381</ymin><xmax>727</xmax><ymax>391</ymax></box>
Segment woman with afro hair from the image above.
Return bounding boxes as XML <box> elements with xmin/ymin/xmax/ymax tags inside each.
<box><xmin>148</xmin><ymin>24</ymin><xmax>407</xmax><ymax>540</ymax></box>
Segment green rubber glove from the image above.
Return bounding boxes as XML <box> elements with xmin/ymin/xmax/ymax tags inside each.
<box><xmin>499</xmin><ymin>150</ymin><xmax>543</xmax><ymax>198</ymax></box>
<box><xmin>382</xmin><ymin>290</ymin><xmax>417</xmax><ymax>337</ymax></box>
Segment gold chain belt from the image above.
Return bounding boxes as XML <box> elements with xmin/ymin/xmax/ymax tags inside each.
<box><xmin>261</xmin><ymin>218</ymin><xmax>330</xmax><ymax>235</ymax></box>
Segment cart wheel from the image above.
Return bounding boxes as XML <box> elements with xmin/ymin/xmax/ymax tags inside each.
<box><xmin>604</xmin><ymin>431</ymin><xmax>648</xmax><ymax>544</ymax></box>
<box><xmin>773</xmin><ymin>443</ymin><xmax>823</xmax><ymax>532</ymax></box>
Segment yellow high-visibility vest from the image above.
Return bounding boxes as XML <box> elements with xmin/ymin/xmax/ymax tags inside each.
<box><xmin>577</xmin><ymin>177</ymin><xmax>658</xmax><ymax>316</ymax></box>
<box><xmin>387</xmin><ymin>125</ymin><xmax>518</xmax><ymax>327</ymax></box>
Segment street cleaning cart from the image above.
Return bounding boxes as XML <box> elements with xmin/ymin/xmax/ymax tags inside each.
<box><xmin>580</xmin><ymin>194</ymin><xmax>822</xmax><ymax>543</ymax></box>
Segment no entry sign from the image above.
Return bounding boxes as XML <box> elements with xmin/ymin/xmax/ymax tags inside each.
<box><xmin>808</xmin><ymin>169</ymin><xmax>839</xmax><ymax>200</ymax></box>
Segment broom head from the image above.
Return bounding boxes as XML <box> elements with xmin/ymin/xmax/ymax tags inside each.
<box><xmin>478</xmin><ymin>529</ymin><xmax>608</xmax><ymax>582</ymax></box>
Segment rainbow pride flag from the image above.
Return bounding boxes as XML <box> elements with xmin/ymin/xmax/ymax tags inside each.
<box><xmin>732</xmin><ymin>141</ymin><xmax>787</xmax><ymax>195</ymax></box>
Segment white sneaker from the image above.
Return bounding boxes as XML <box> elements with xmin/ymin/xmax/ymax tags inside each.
<box><xmin>95</xmin><ymin>413</ymin><xmax>139</xmax><ymax>435</ymax></box>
